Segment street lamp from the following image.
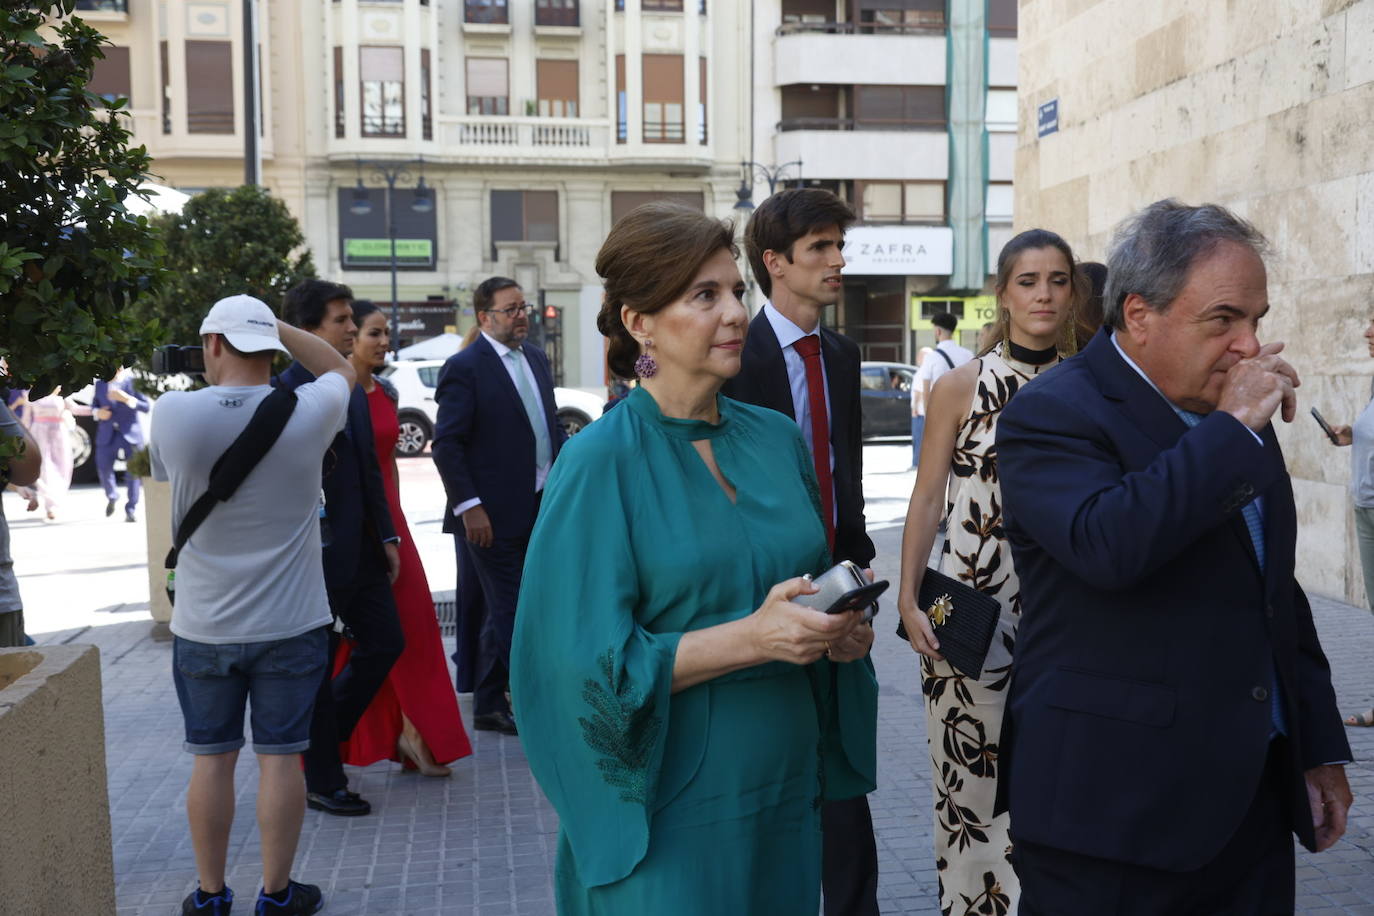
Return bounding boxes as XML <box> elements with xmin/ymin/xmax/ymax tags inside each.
<box><xmin>348</xmin><ymin>158</ymin><xmax>434</xmax><ymax>355</ymax></box>
<box><xmin>732</xmin><ymin>159</ymin><xmax>804</xmax><ymax>212</ymax></box>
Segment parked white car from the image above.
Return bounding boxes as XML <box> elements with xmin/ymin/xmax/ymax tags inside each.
<box><xmin>379</xmin><ymin>358</ymin><xmax>605</xmax><ymax>457</ymax></box>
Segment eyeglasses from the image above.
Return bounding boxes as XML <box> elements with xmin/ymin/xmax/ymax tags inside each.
<box><xmin>483</xmin><ymin>303</ymin><xmax>532</xmax><ymax>319</ymax></box>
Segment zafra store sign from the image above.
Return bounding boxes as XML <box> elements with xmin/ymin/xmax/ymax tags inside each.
<box><xmin>337</xmin><ymin>188</ymin><xmax>439</xmax><ymax>270</ymax></box>
<box><xmin>841</xmin><ymin>226</ymin><xmax>954</xmax><ymax>276</ymax></box>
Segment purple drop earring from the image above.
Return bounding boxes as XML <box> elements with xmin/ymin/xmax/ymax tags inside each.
<box><xmin>633</xmin><ymin>339</ymin><xmax>658</xmax><ymax>379</ymax></box>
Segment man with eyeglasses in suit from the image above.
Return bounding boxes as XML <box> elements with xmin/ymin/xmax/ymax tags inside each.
<box><xmin>433</xmin><ymin>277</ymin><xmax>567</xmax><ymax>736</ymax></box>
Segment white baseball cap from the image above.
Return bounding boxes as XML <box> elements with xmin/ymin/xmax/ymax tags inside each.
<box><xmin>199</xmin><ymin>295</ymin><xmax>289</xmax><ymax>355</ymax></box>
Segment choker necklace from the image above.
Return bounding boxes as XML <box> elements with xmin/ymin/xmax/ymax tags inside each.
<box><xmin>1007</xmin><ymin>340</ymin><xmax>1059</xmax><ymax>365</ymax></box>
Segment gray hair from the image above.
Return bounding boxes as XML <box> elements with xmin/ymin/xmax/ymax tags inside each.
<box><xmin>1102</xmin><ymin>199</ymin><xmax>1269</xmax><ymax>330</ymax></box>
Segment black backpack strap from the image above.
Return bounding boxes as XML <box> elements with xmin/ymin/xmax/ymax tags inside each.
<box><xmin>936</xmin><ymin>348</ymin><xmax>955</xmax><ymax>369</ymax></box>
<box><xmin>165</xmin><ymin>387</ymin><xmax>298</xmax><ymax>571</ymax></box>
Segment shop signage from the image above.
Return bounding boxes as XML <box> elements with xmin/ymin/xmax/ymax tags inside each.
<box><xmin>343</xmin><ymin>238</ymin><xmax>434</xmax><ymax>268</ymax></box>
<box><xmin>841</xmin><ymin>226</ymin><xmax>953</xmax><ymax>276</ymax></box>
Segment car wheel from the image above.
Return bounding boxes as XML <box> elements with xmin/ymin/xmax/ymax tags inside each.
<box><xmin>70</xmin><ymin>417</ymin><xmax>96</xmax><ymax>484</ymax></box>
<box><xmin>558</xmin><ymin>408</ymin><xmax>591</xmax><ymax>437</ymax></box>
<box><xmin>395</xmin><ymin>413</ymin><xmax>431</xmax><ymax>457</ymax></box>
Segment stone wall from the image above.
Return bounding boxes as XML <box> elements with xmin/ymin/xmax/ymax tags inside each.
<box><xmin>0</xmin><ymin>646</ymin><xmax>115</xmax><ymax>911</ymax></box>
<box><xmin>1016</xmin><ymin>0</ymin><xmax>1374</xmax><ymax>604</ymax></box>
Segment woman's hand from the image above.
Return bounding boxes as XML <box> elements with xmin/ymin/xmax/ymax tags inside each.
<box><xmin>1333</xmin><ymin>424</ymin><xmax>1354</xmax><ymax>447</ymax></box>
<box><xmin>748</xmin><ymin>577</ymin><xmax>866</xmax><ymax>666</ymax></box>
<box><xmin>897</xmin><ymin>590</ymin><xmax>943</xmax><ymax>660</ymax></box>
<box><xmin>826</xmin><ymin>621</ymin><xmax>874</xmax><ymax>662</ymax></box>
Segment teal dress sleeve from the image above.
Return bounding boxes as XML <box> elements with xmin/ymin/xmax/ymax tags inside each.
<box><xmin>510</xmin><ymin>432</ymin><xmax>681</xmax><ymax>889</ymax></box>
<box><xmin>787</xmin><ymin>425</ymin><xmax>879</xmax><ymax>802</ymax></box>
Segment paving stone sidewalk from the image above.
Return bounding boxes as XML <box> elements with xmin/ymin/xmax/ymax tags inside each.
<box><xmin>37</xmin><ymin>522</ymin><xmax>1374</xmax><ymax>915</ymax></box>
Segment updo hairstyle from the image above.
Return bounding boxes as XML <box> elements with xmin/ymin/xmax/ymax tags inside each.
<box><xmin>595</xmin><ymin>202</ymin><xmax>737</xmax><ymax>380</ymax></box>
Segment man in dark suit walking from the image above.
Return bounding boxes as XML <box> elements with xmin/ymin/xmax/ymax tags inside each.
<box><xmin>996</xmin><ymin>200</ymin><xmax>1352</xmax><ymax>914</ymax></box>
<box><xmin>432</xmin><ymin>276</ymin><xmax>566</xmax><ymax>736</ymax></box>
<box><xmin>92</xmin><ymin>368</ymin><xmax>149</xmax><ymax>522</ymax></box>
<box><xmin>721</xmin><ymin>188</ymin><xmax>879</xmax><ymax>916</ymax></box>
<box><xmin>279</xmin><ymin>280</ymin><xmax>402</xmax><ymax>817</ymax></box>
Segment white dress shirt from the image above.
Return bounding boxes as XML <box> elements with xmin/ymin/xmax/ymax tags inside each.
<box><xmin>761</xmin><ymin>302</ymin><xmax>837</xmax><ymax>526</ymax></box>
<box><xmin>452</xmin><ymin>331</ymin><xmax>553</xmax><ymax>518</ymax></box>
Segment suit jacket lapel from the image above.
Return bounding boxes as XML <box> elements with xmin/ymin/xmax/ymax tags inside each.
<box><xmin>476</xmin><ymin>335</ymin><xmax>527</xmax><ymax>416</ymax></box>
<box><xmin>1083</xmin><ymin>330</ymin><xmax>1188</xmax><ymax>451</ymax></box>
<box><xmin>525</xmin><ymin>346</ymin><xmax>561</xmax><ymax>448</ymax></box>
<box><xmin>746</xmin><ymin>312</ymin><xmax>795</xmax><ymax>421</ymax></box>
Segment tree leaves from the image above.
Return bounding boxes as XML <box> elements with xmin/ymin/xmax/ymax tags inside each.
<box><xmin>124</xmin><ymin>185</ymin><xmax>317</xmax><ymax>374</ymax></box>
<box><xmin>0</xmin><ymin>6</ymin><xmax>165</xmax><ymax>395</ymax></box>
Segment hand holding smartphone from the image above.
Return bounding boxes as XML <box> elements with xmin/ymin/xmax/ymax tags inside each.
<box><xmin>1311</xmin><ymin>407</ymin><xmax>1341</xmax><ymax>445</ymax></box>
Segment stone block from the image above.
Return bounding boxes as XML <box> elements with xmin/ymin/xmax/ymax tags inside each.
<box><xmin>1293</xmin><ymin>478</ymin><xmax>1351</xmax><ymax>600</ymax></box>
<box><xmin>0</xmin><ymin>645</ymin><xmax>114</xmax><ymax>911</ymax></box>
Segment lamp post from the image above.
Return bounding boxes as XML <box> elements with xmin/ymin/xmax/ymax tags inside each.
<box><xmin>731</xmin><ymin>159</ymin><xmax>804</xmax><ymax>213</ymax></box>
<box><xmin>349</xmin><ymin>158</ymin><xmax>434</xmax><ymax>356</ymax></box>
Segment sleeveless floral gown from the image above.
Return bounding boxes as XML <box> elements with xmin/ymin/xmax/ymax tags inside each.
<box><xmin>921</xmin><ymin>343</ymin><xmax>1060</xmax><ymax>916</ymax></box>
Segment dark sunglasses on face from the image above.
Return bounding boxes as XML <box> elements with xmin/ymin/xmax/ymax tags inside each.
<box><xmin>484</xmin><ymin>303</ymin><xmax>532</xmax><ymax>319</ymax></box>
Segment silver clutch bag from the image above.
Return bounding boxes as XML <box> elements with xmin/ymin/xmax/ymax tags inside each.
<box><xmin>793</xmin><ymin>560</ymin><xmax>881</xmax><ymax>622</ymax></box>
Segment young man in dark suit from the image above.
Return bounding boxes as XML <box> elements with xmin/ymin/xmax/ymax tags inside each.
<box><xmin>432</xmin><ymin>277</ymin><xmax>566</xmax><ymax>736</ymax></box>
<box><xmin>721</xmin><ymin>188</ymin><xmax>879</xmax><ymax>916</ymax></box>
<box><xmin>997</xmin><ymin>200</ymin><xmax>1351</xmax><ymax>914</ymax></box>
<box><xmin>279</xmin><ymin>279</ymin><xmax>403</xmax><ymax>817</ymax></box>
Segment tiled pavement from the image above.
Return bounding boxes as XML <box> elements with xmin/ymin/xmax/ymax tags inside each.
<box><xmin>34</xmin><ymin>522</ymin><xmax>1374</xmax><ymax>914</ymax></box>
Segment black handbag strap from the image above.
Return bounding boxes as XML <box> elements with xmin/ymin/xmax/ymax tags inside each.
<box><xmin>935</xmin><ymin>348</ymin><xmax>955</xmax><ymax>369</ymax></box>
<box><xmin>164</xmin><ymin>387</ymin><xmax>298</xmax><ymax>571</ymax></box>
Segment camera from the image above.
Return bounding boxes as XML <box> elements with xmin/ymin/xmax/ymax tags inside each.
<box><xmin>151</xmin><ymin>345</ymin><xmax>205</xmax><ymax>375</ymax></box>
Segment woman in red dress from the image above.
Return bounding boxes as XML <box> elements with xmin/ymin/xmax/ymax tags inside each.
<box><xmin>333</xmin><ymin>300</ymin><xmax>472</xmax><ymax>776</ymax></box>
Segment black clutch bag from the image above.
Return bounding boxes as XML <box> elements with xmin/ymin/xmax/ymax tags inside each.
<box><xmin>895</xmin><ymin>567</ymin><xmax>1001</xmax><ymax>679</ymax></box>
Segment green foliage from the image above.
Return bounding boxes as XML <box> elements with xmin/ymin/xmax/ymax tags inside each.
<box><xmin>0</xmin><ymin>1</ymin><xmax>166</xmax><ymax>396</ymax></box>
<box><xmin>130</xmin><ymin>185</ymin><xmax>317</xmax><ymax>354</ymax></box>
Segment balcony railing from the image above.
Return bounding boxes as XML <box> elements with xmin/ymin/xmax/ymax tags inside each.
<box><xmin>776</xmin><ymin>20</ymin><xmax>945</xmax><ymax>37</ymax></box>
<box><xmin>535</xmin><ymin>2</ymin><xmax>578</xmax><ymax>27</ymax></box>
<box><xmin>464</xmin><ymin>1</ymin><xmax>508</xmax><ymax>24</ymax></box>
<box><xmin>74</xmin><ymin>0</ymin><xmax>128</xmax><ymax>10</ymax></box>
<box><xmin>777</xmin><ymin>116</ymin><xmax>946</xmax><ymax>132</ymax></box>
<box><xmin>439</xmin><ymin>116</ymin><xmax>607</xmax><ymax>155</ymax></box>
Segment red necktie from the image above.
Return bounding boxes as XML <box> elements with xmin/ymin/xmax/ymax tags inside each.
<box><xmin>792</xmin><ymin>335</ymin><xmax>835</xmax><ymax>551</ymax></box>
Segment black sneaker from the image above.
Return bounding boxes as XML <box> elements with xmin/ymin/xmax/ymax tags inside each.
<box><xmin>105</xmin><ymin>498</ymin><xmax>117</xmax><ymax>517</ymax></box>
<box><xmin>182</xmin><ymin>885</ymin><xmax>233</xmax><ymax>915</ymax></box>
<box><xmin>255</xmin><ymin>880</ymin><xmax>323</xmax><ymax>915</ymax></box>
<box><xmin>306</xmin><ymin>787</ymin><xmax>371</xmax><ymax>816</ymax></box>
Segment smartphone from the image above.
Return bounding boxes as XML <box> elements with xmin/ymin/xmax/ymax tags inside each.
<box><xmin>1311</xmin><ymin>407</ymin><xmax>1340</xmax><ymax>445</ymax></box>
<box><xmin>821</xmin><ymin>579</ymin><xmax>890</xmax><ymax>615</ymax></box>
<box><xmin>794</xmin><ymin>560</ymin><xmax>887</xmax><ymax>620</ymax></box>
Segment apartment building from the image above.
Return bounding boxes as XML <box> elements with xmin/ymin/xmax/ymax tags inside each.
<box><xmin>74</xmin><ymin>0</ymin><xmax>751</xmax><ymax>389</ymax></box>
<box><xmin>749</xmin><ymin>0</ymin><xmax>1018</xmax><ymax>362</ymax></box>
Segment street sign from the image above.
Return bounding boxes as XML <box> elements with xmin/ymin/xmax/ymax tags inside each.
<box><xmin>1037</xmin><ymin>99</ymin><xmax>1059</xmax><ymax>138</ymax></box>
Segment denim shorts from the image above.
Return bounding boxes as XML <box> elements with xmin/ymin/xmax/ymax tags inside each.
<box><xmin>172</xmin><ymin>627</ymin><xmax>329</xmax><ymax>755</ymax></box>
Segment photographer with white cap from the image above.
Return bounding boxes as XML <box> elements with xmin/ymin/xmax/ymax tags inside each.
<box><xmin>149</xmin><ymin>294</ymin><xmax>354</xmax><ymax>916</ymax></box>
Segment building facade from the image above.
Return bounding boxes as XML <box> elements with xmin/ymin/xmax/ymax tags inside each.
<box><xmin>749</xmin><ymin>0</ymin><xmax>1019</xmax><ymax>362</ymax></box>
<box><xmin>1015</xmin><ymin>0</ymin><xmax>1374</xmax><ymax>604</ymax></box>
<box><xmin>74</xmin><ymin>0</ymin><xmax>752</xmax><ymax>389</ymax></box>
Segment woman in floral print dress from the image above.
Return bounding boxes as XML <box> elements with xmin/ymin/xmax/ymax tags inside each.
<box><xmin>897</xmin><ymin>229</ymin><xmax>1086</xmax><ymax>916</ymax></box>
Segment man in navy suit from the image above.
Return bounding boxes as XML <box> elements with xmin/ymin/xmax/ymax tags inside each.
<box><xmin>279</xmin><ymin>279</ymin><xmax>402</xmax><ymax>817</ymax></box>
<box><xmin>996</xmin><ymin>200</ymin><xmax>1352</xmax><ymax>914</ymax></box>
<box><xmin>721</xmin><ymin>188</ymin><xmax>879</xmax><ymax>916</ymax></box>
<box><xmin>432</xmin><ymin>276</ymin><xmax>566</xmax><ymax>736</ymax></box>
<box><xmin>92</xmin><ymin>368</ymin><xmax>149</xmax><ymax>522</ymax></box>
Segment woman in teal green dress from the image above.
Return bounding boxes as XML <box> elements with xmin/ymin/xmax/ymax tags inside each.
<box><xmin>511</xmin><ymin>203</ymin><xmax>879</xmax><ymax>914</ymax></box>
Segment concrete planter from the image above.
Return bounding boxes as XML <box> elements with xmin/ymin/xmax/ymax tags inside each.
<box><xmin>142</xmin><ymin>475</ymin><xmax>172</xmax><ymax>624</ymax></box>
<box><xmin>0</xmin><ymin>646</ymin><xmax>115</xmax><ymax>910</ymax></box>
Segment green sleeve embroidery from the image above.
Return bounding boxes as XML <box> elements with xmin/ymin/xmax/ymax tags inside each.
<box><xmin>577</xmin><ymin>650</ymin><xmax>663</xmax><ymax>805</ymax></box>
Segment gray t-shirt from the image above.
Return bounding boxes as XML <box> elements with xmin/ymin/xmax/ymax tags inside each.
<box><xmin>0</xmin><ymin>402</ymin><xmax>24</xmax><ymax>612</ymax></box>
<box><xmin>150</xmin><ymin>373</ymin><xmax>350</xmax><ymax>644</ymax></box>
<box><xmin>1352</xmin><ymin>395</ymin><xmax>1374</xmax><ymax>508</ymax></box>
